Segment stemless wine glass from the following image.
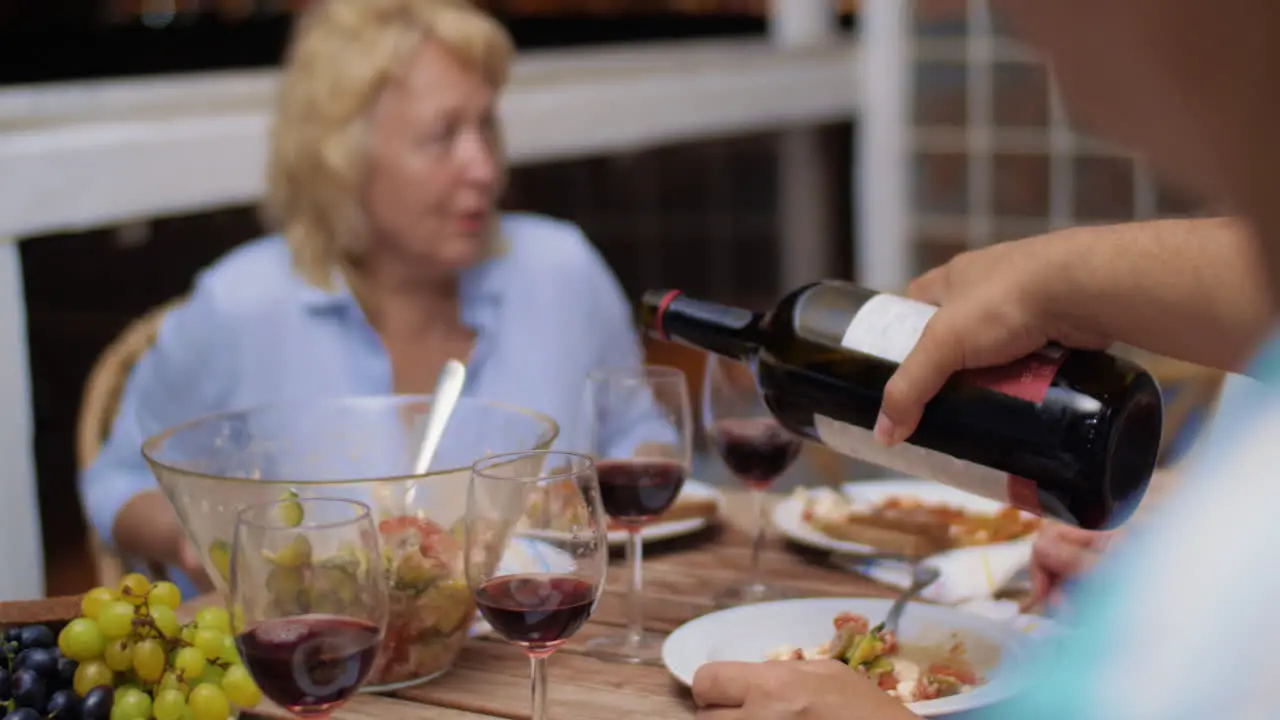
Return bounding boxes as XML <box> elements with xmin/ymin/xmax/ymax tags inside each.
<box><xmin>231</xmin><ymin>497</ymin><xmax>389</xmax><ymax>718</ymax></box>
<box><xmin>466</xmin><ymin>451</ymin><xmax>608</xmax><ymax>720</ymax></box>
<box><xmin>704</xmin><ymin>354</ymin><xmax>802</xmax><ymax>606</ymax></box>
<box><xmin>581</xmin><ymin>365</ymin><xmax>693</xmax><ymax>664</ymax></box>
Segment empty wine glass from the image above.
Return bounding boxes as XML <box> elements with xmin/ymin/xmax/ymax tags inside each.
<box><xmin>581</xmin><ymin>365</ymin><xmax>693</xmax><ymax>665</ymax></box>
<box><xmin>466</xmin><ymin>451</ymin><xmax>608</xmax><ymax>720</ymax></box>
<box><xmin>704</xmin><ymin>354</ymin><xmax>802</xmax><ymax>606</ymax></box>
<box><xmin>231</xmin><ymin>497</ymin><xmax>388</xmax><ymax>718</ymax></box>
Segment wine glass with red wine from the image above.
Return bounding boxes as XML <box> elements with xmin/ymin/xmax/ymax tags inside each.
<box><xmin>704</xmin><ymin>354</ymin><xmax>802</xmax><ymax>606</ymax></box>
<box><xmin>579</xmin><ymin>365</ymin><xmax>693</xmax><ymax>665</ymax></box>
<box><xmin>231</xmin><ymin>497</ymin><xmax>389</xmax><ymax>718</ymax></box>
<box><xmin>466</xmin><ymin>451</ymin><xmax>608</xmax><ymax>720</ymax></box>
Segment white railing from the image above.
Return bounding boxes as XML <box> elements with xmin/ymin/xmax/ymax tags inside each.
<box><xmin>0</xmin><ymin>37</ymin><xmax>857</xmax><ymax>240</ymax></box>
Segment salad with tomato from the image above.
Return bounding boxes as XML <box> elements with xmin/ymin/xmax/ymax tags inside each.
<box><xmin>369</xmin><ymin>515</ymin><xmax>474</xmax><ymax>687</ymax></box>
<box><xmin>766</xmin><ymin>611</ymin><xmax>983</xmax><ymax>703</ymax></box>
<box><xmin>216</xmin><ymin>497</ymin><xmax>480</xmax><ymax>690</ymax></box>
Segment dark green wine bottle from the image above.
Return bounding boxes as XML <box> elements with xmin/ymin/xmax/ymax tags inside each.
<box><xmin>640</xmin><ymin>282</ymin><xmax>1163</xmax><ymax>530</ymax></box>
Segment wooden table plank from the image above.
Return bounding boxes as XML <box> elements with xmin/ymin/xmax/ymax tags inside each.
<box><xmin>326</xmin><ymin>694</ymin><xmax>504</xmax><ymax>720</ymax></box>
<box><xmin>585</xmin><ymin>552</ymin><xmax>896</xmax><ymax>633</ymax></box>
<box><xmin>396</xmin><ymin>641</ymin><xmax>694</xmax><ymax>720</ymax></box>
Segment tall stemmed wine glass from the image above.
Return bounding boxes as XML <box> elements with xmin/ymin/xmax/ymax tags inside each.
<box><xmin>581</xmin><ymin>365</ymin><xmax>693</xmax><ymax>665</ymax></box>
<box><xmin>466</xmin><ymin>451</ymin><xmax>608</xmax><ymax>720</ymax></box>
<box><xmin>704</xmin><ymin>354</ymin><xmax>802</xmax><ymax>606</ymax></box>
<box><xmin>231</xmin><ymin>497</ymin><xmax>389</xmax><ymax>718</ymax></box>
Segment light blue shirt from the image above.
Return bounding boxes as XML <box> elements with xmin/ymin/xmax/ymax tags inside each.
<box><xmin>80</xmin><ymin>212</ymin><xmax>670</xmax><ymax>596</ymax></box>
<box><xmin>989</xmin><ymin>337</ymin><xmax>1280</xmax><ymax>719</ymax></box>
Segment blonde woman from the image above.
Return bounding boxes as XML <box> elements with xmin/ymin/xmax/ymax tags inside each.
<box><xmin>80</xmin><ymin>0</ymin><xmax>666</xmax><ymax>596</ymax></box>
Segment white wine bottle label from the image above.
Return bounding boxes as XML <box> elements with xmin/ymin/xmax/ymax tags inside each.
<box><xmin>812</xmin><ymin>415</ymin><xmax>1042</xmax><ymax>513</ymax></box>
<box><xmin>839</xmin><ymin>292</ymin><xmax>1068</xmax><ymax>390</ymax></box>
<box><xmin>840</xmin><ymin>293</ymin><xmax>938</xmax><ymax>364</ymax></box>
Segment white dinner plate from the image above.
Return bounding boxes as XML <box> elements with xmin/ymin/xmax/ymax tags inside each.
<box><xmin>772</xmin><ymin>477</ymin><xmax>1038</xmax><ymax>557</ymax></box>
<box><xmin>662</xmin><ymin>597</ymin><xmax>1037</xmax><ymax>717</ymax></box>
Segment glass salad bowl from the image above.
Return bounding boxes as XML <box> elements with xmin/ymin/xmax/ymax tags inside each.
<box><xmin>142</xmin><ymin>394</ymin><xmax>558</xmax><ymax>691</ymax></box>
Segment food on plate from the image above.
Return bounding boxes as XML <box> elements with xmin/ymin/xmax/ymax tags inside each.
<box><xmin>766</xmin><ymin>611</ymin><xmax>983</xmax><ymax>703</ymax></box>
<box><xmin>19</xmin><ymin>575</ymin><xmax>266</xmax><ymax>720</ymax></box>
<box><xmin>796</xmin><ymin>487</ymin><xmax>1040</xmax><ymax>555</ymax></box>
<box><xmin>526</xmin><ymin>481</ymin><xmax>718</xmax><ymax>532</ymax></box>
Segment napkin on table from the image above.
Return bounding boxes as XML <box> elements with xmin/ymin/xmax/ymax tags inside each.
<box><xmin>841</xmin><ymin>537</ymin><xmax>1070</xmax><ymax>645</ymax></box>
<box><xmin>841</xmin><ymin>536</ymin><xmax>1035</xmax><ymax>608</ymax></box>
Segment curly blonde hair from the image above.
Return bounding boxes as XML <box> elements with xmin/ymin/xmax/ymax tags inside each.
<box><xmin>262</xmin><ymin>0</ymin><xmax>514</xmax><ymax>289</ymax></box>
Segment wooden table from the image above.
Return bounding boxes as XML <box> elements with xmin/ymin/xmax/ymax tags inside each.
<box><xmin>195</xmin><ymin>490</ymin><xmax>903</xmax><ymax>720</ymax></box>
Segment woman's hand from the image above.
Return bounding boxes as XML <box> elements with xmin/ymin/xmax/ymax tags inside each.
<box><xmin>177</xmin><ymin>538</ymin><xmax>215</xmax><ymax>594</ymax></box>
<box><xmin>692</xmin><ymin>660</ymin><xmax>919</xmax><ymax>720</ymax></box>
<box><xmin>1023</xmin><ymin>521</ymin><xmax>1114</xmax><ymax>612</ymax></box>
<box><xmin>113</xmin><ymin>490</ymin><xmax>214</xmax><ymax>593</ymax></box>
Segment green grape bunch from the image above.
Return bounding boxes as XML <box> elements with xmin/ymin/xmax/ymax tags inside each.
<box><xmin>60</xmin><ymin>574</ymin><xmax>263</xmax><ymax>720</ymax></box>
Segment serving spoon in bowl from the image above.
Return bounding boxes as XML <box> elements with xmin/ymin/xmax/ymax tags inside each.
<box><xmin>376</xmin><ymin>359</ymin><xmax>467</xmax><ymax>517</ymax></box>
<box><xmin>412</xmin><ymin>359</ymin><xmax>468</xmax><ymax>477</ymax></box>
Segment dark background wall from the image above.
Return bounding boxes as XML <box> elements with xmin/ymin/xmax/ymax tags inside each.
<box><xmin>0</xmin><ymin>0</ymin><xmax>857</xmax><ymax>85</ymax></box>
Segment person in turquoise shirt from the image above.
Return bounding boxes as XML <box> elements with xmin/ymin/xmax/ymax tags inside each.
<box><xmin>79</xmin><ymin>0</ymin><xmax>672</xmax><ymax>599</ymax></box>
<box><xmin>690</xmin><ymin>0</ymin><xmax>1280</xmax><ymax>714</ymax></box>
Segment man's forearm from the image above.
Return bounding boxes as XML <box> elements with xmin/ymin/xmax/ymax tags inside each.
<box><xmin>1049</xmin><ymin>217</ymin><xmax>1273</xmax><ymax>372</ymax></box>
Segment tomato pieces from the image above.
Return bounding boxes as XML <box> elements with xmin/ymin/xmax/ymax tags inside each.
<box><xmin>915</xmin><ymin>679</ymin><xmax>941</xmax><ymax>701</ymax></box>
<box><xmin>880</xmin><ymin>630</ymin><xmax>898</xmax><ymax>654</ymax></box>
<box><xmin>379</xmin><ymin>516</ymin><xmax>442</xmax><ymax>537</ymax></box>
<box><xmin>928</xmin><ymin>662</ymin><xmax>979</xmax><ymax>686</ymax></box>
<box><xmin>378</xmin><ymin>516</ymin><xmax>458</xmax><ymax>557</ymax></box>
<box><xmin>833</xmin><ymin>612</ymin><xmax>870</xmax><ymax>634</ymax></box>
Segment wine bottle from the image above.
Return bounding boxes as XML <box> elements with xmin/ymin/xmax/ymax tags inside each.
<box><xmin>640</xmin><ymin>282</ymin><xmax>1164</xmax><ymax>530</ymax></box>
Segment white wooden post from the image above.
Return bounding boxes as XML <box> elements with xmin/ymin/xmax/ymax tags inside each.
<box><xmin>770</xmin><ymin>0</ymin><xmax>839</xmax><ymax>290</ymax></box>
<box><xmin>769</xmin><ymin>0</ymin><xmax>838</xmax><ymax>48</ymax></box>
<box><xmin>856</xmin><ymin>0</ymin><xmax>913</xmax><ymax>290</ymax></box>
<box><xmin>0</xmin><ymin>240</ymin><xmax>46</xmax><ymax>600</ymax></box>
